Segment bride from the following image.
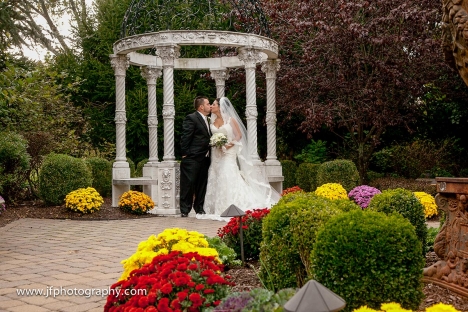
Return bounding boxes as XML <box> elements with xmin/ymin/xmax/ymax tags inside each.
<box><xmin>196</xmin><ymin>97</ymin><xmax>280</xmax><ymax>221</ymax></box>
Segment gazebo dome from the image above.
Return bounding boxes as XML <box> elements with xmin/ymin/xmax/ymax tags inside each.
<box><xmin>120</xmin><ymin>0</ymin><xmax>271</xmax><ymax>39</ymax></box>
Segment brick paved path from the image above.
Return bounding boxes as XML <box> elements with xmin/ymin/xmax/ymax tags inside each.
<box><xmin>0</xmin><ymin>217</ymin><xmax>223</xmax><ymax>312</ymax></box>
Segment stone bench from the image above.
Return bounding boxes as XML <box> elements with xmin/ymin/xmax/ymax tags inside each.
<box><xmin>113</xmin><ymin>177</ymin><xmax>158</xmax><ymax>185</ymax></box>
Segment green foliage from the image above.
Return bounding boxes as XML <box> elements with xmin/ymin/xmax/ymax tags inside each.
<box><xmin>135</xmin><ymin>158</ymin><xmax>149</xmax><ymax>177</ymax></box>
<box><xmin>38</xmin><ymin>154</ymin><xmax>93</xmax><ymax>205</ymax></box>
<box><xmin>370</xmin><ymin>139</ymin><xmax>459</xmax><ymax>179</ymax></box>
<box><xmin>260</xmin><ymin>192</ymin><xmax>359</xmax><ymax>290</ymax></box>
<box><xmin>205</xmin><ymin>236</ymin><xmax>242</xmax><ymax>268</ymax></box>
<box><xmin>369</xmin><ymin>177</ymin><xmax>437</xmax><ymax>196</ymax></box>
<box><xmin>426</xmin><ymin>227</ymin><xmax>440</xmax><ymax>253</ymax></box>
<box><xmin>294</xmin><ymin>140</ymin><xmax>327</xmax><ymax>164</ymax></box>
<box><xmin>244</xmin><ymin>288</ymin><xmax>297</xmax><ymax>312</ymax></box>
<box><xmin>316</xmin><ymin>159</ymin><xmax>359</xmax><ymax>192</ymax></box>
<box><xmin>295</xmin><ymin>163</ymin><xmax>320</xmax><ymax>192</ymax></box>
<box><xmin>280</xmin><ymin>160</ymin><xmax>297</xmax><ymax>189</ymax></box>
<box><xmin>311</xmin><ymin>210</ymin><xmax>424</xmax><ymax>312</ymax></box>
<box><xmin>367</xmin><ymin>188</ymin><xmax>427</xmax><ymax>254</ymax></box>
<box><xmin>127</xmin><ymin>158</ymin><xmax>136</xmax><ymax>178</ymax></box>
<box><xmin>0</xmin><ymin>131</ymin><xmax>30</xmax><ymax>201</ymax></box>
<box><xmin>85</xmin><ymin>157</ymin><xmax>112</xmax><ymax>197</ymax></box>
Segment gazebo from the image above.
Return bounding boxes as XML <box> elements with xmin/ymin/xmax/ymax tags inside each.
<box><xmin>110</xmin><ymin>0</ymin><xmax>283</xmax><ymax>214</ymax></box>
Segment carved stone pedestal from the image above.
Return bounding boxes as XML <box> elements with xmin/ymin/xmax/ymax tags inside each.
<box><xmin>142</xmin><ymin>162</ymin><xmax>159</xmax><ymax>206</ymax></box>
<box><xmin>112</xmin><ymin>162</ymin><xmax>130</xmax><ymax>207</ymax></box>
<box><xmin>151</xmin><ymin>162</ymin><xmax>180</xmax><ymax>215</ymax></box>
<box><xmin>423</xmin><ymin>178</ymin><xmax>468</xmax><ymax>297</ymax></box>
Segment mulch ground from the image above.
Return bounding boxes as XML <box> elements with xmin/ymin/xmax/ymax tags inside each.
<box><xmin>1</xmin><ymin>199</ymin><xmax>468</xmax><ymax>311</ymax></box>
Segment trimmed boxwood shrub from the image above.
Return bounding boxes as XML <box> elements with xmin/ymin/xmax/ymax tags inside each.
<box><xmin>38</xmin><ymin>154</ymin><xmax>93</xmax><ymax>205</ymax></box>
<box><xmin>85</xmin><ymin>157</ymin><xmax>112</xmax><ymax>197</ymax></box>
<box><xmin>259</xmin><ymin>192</ymin><xmax>360</xmax><ymax>290</ymax></box>
<box><xmin>280</xmin><ymin>160</ymin><xmax>297</xmax><ymax>189</ymax></box>
<box><xmin>316</xmin><ymin>159</ymin><xmax>359</xmax><ymax>192</ymax></box>
<box><xmin>295</xmin><ymin>163</ymin><xmax>320</xmax><ymax>192</ymax></box>
<box><xmin>0</xmin><ymin>132</ymin><xmax>30</xmax><ymax>201</ymax></box>
<box><xmin>367</xmin><ymin>188</ymin><xmax>427</xmax><ymax>255</ymax></box>
<box><xmin>311</xmin><ymin>210</ymin><xmax>424</xmax><ymax>312</ymax></box>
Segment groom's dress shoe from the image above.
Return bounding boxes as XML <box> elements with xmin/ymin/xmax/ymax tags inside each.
<box><xmin>198</xmin><ymin>210</ymin><xmax>206</xmax><ymax>215</ymax></box>
<box><xmin>181</xmin><ymin>213</ymin><xmax>188</xmax><ymax>217</ymax></box>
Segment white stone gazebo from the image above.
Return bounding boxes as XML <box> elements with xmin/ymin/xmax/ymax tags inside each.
<box><xmin>110</xmin><ymin>29</ymin><xmax>283</xmax><ymax>214</ymax></box>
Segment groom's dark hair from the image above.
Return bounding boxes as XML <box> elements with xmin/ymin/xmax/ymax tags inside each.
<box><xmin>194</xmin><ymin>96</ymin><xmax>208</xmax><ymax>110</ymax></box>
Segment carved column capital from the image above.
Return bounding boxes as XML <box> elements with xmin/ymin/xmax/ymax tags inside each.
<box><xmin>210</xmin><ymin>69</ymin><xmax>230</xmax><ymax>84</ymax></box>
<box><xmin>114</xmin><ymin>111</ymin><xmax>127</xmax><ymax>124</ymax></box>
<box><xmin>162</xmin><ymin>106</ymin><xmax>175</xmax><ymax>118</ymax></box>
<box><xmin>110</xmin><ymin>54</ymin><xmax>130</xmax><ymax>76</ymax></box>
<box><xmin>261</xmin><ymin>59</ymin><xmax>281</xmax><ymax>79</ymax></box>
<box><xmin>237</xmin><ymin>48</ymin><xmax>263</xmax><ymax>68</ymax></box>
<box><xmin>148</xmin><ymin>116</ymin><xmax>158</xmax><ymax>127</ymax></box>
<box><xmin>141</xmin><ymin>66</ymin><xmax>162</xmax><ymax>85</ymax></box>
<box><xmin>156</xmin><ymin>45</ymin><xmax>181</xmax><ymax>66</ymax></box>
<box><xmin>245</xmin><ymin>107</ymin><xmax>259</xmax><ymax>119</ymax></box>
<box><xmin>266</xmin><ymin>112</ymin><xmax>277</xmax><ymax>124</ymax></box>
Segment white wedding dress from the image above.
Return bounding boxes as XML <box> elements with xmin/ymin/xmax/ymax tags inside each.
<box><xmin>196</xmin><ymin>122</ymin><xmax>279</xmax><ymax>221</ymax></box>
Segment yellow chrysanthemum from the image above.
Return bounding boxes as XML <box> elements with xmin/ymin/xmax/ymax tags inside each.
<box><xmin>381</xmin><ymin>302</ymin><xmax>412</xmax><ymax>312</ymax></box>
<box><xmin>118</xmin><ymin>190</ymin><xmax>154</xmax><ymax>215</ymax></box>
<box><xmin>353</xmin><ymin>306</ymin><xmax>381</xmax><ymax>312</ymax></box>
<box><xmin>425</xmin><ymin>303</ymin><xmax>461</xmax><ymax>312</ymax></box>
<box><xmin>315</xmin><ymin>183</ymin><xmax>348</xmax><ymax>200</ymax></box>
<box><xmin>65</xmin><ymin>187</ymin><xmax>103</xmax><ymax>213</ymax></box>
<box><xmin>119</xmin><ymin>228</ymin><xmax>218</xmax><ymax>281</ymax></box>
<box><xmin>414</xmin><ymin>191</ymin><xmax>438</xmax><ymax>218</ymax></box>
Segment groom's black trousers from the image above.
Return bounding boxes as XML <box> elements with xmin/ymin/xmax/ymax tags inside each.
<box><xmin>180</xmin><ymin>157</ymin><xmax>210</xmax><ymax>215</ymax></box>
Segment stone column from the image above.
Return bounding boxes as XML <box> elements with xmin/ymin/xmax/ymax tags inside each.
<box><xmin>140</xmin><ymin>66</ymin><xmax>163</xmax><ymax>164</ymax></box>
<box><xmin>154</xmin><ymin>45</ymin><xmax>180</xmax><ymax>215</ymax></box>
<box><xmin>110</xmin><ymin>54</ymin><xmax>130</xmax><ymax>207</ymax></box>
<box><xmin>237</xmin><ymin>48</ymin><xmax>263</xmax><ymax>161</ymax></box>
<box><xmin>261</xmin><ymin>60</ymin><xmax>281</xmax><ymax>165</ymax></box>
<box><xmin>140</xmin><ymin>66</ymin><xmax>162</xmax><ymax>204</ymax></box>
<box><xmin>156</xmin><ymin>45</ymin><xmax>180</xmax><ymax>162</ymax></box>
<box><xmin>261</xmin><ymin>59</ymin><xmax>284</xmax><ymax>193</ymax></box>
<box><xmin>210</xmin><ymin>69</ymin><xmax>230</xmax><ymax>98</ymax></box>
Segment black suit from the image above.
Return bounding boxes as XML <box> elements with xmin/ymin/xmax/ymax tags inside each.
<box><xmin>180</xmin><ymin>111</ymin><xmax>211</xmax><ymax>214</ymax></box>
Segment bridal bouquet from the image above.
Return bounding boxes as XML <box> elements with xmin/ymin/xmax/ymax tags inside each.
<box><xmin>210</xmin><ymin>132</ymin><xmax>228</xmax><ymax>148</ymax></box>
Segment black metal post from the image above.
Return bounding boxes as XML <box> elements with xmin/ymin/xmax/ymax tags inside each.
<box><xmin>239</xmin><ymin>216</ymin><xmax>245</xmax><ymax>265</ymax></box>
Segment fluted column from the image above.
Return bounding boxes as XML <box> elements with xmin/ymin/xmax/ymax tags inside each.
<box><xmin>210</xmin><ymin>69</ymin><xmax>230</xmax><ymax>98</ymax></box>
<box><xmin>141</xmin><ymin>66</ymin><xmax>163</xmax><ymax>164</ymax></box>
<box><xmin>261</xmin><ymin>60</ymin><xmax>281</xmax><ymax>164</ymax></box>
<box><xmin>156</xmin><ymin>45</ymin><xmax>180</xmax><ymax>162</ymax></box>
<box><xmin>110</xmin><ymin>54</ymin><xmax>130</xmax><ymax>163</ymax></box>
<box><xmin>238</xmin><ymin>48</ymin><xmax>263</xmax><ymax>160</ymax></box>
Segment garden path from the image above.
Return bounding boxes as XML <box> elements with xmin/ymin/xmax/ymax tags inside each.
<box><xmin>0</xmin><ymin>217</ymin><xmax>222</xmax><ymax>312</ymax></box>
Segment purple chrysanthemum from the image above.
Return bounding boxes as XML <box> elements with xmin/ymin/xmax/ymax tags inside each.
<box><xmin>213</xmin><ymin>292</ymin><xmax>253</xmax><ymax>312</ymax></box>
<box><xmin>348</xmin><ymin>185</ymin><xmax>381</xmax><ymax>209</ymax></box>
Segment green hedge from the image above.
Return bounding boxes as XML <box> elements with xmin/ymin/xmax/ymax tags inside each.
<box><xmin>0</xmin><ymin>132</ymin><xmax>30</xmax><ymax>201</ymax></box>
<box><xmin>368</xmin><ymin>188</ymin><xmax>427</xmax><ymax>255</ymax></box>
<box><xmin>312</xmin><ymin>210</ymin><xmax>424</xmax><ymax>312</ymax></box>
<box><xmin>295</xmin><ymin>163</ymin><xmax>320</xmax><ymax>192</ymax></box>
<box><xmin>280</xmin><ymin>160</ymin><xmax>297</xmax><ymax>189</ymax></box>
<box><xmin>38</xmin><ymin>154</ymin><xmax>93</xmax><ymax>205</ymax></box>
<box><xmin>85</xmin><ymin>157</ymin><xmax>112</xmax><ymax>197</ymax></box>
<box><xmin>316</xmin><ymin>159</ymin><xmax>359</xmax><ymax>192</ymax></box>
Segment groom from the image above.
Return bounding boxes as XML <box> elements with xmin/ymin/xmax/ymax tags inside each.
<box><xmin>180</xmin><ymin>96</ymin><xmax>212</xmax><ymax>217</ymax></box>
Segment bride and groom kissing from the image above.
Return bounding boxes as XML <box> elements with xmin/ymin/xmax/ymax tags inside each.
<box><xmin>180</xmin><ymin>96</ymin><xmax>280</xmax><ymax>221</ymax></box>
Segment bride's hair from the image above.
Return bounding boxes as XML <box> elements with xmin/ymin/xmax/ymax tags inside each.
<box><xmin>214</xmin><ymin>97</ymin><xmax>280</xmax><ymax>205</ymax></box>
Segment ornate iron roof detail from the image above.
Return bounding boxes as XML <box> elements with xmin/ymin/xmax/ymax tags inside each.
<box><xmin>120</xmin><ymin>0</ymin><xmax>271</xmax><ymax>39</ymax></box>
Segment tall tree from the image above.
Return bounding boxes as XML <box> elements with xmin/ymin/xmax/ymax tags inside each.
<box><xmin>263</xmin><ymin>0</ymin><xmax>445</xmax><ymax>182</ymax></box>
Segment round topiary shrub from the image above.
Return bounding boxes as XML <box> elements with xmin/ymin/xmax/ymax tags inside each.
<box><xmin>0</xmin><ymin>132</ymin><xmax>31</xmax><ymax>201</ymax></box>
<box><xmin>38</xmin><ymin>153</ymin><xmax>92</xmax><ymax>205</ymax></box>
<box><xmin>259</xmin><ymin>192</ymin><xmax>360</xmax><ymax>290</ymax></box>
<box><xmin>85</xmin><ymin>157</ymin><xmax>112</xmax><ymax>197</ymax></box>
<box><xmin>311</xmin><ymin>210</ymin><xmax>424</xmax><ymax>312</ymax></box>
<box><xmin>367</xmin><ymin>188</ymin><xmax>427</xmax><ymax>254</ymax></box>
<box><xmin>348</xmin><ymin>185</ymin><xmax>381</xmax><ymax>209</ymax></box>
<box><xmin>316</xmin><ymin>159</ymin><xmax>359</xmax><ymax>192</ymax></box>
